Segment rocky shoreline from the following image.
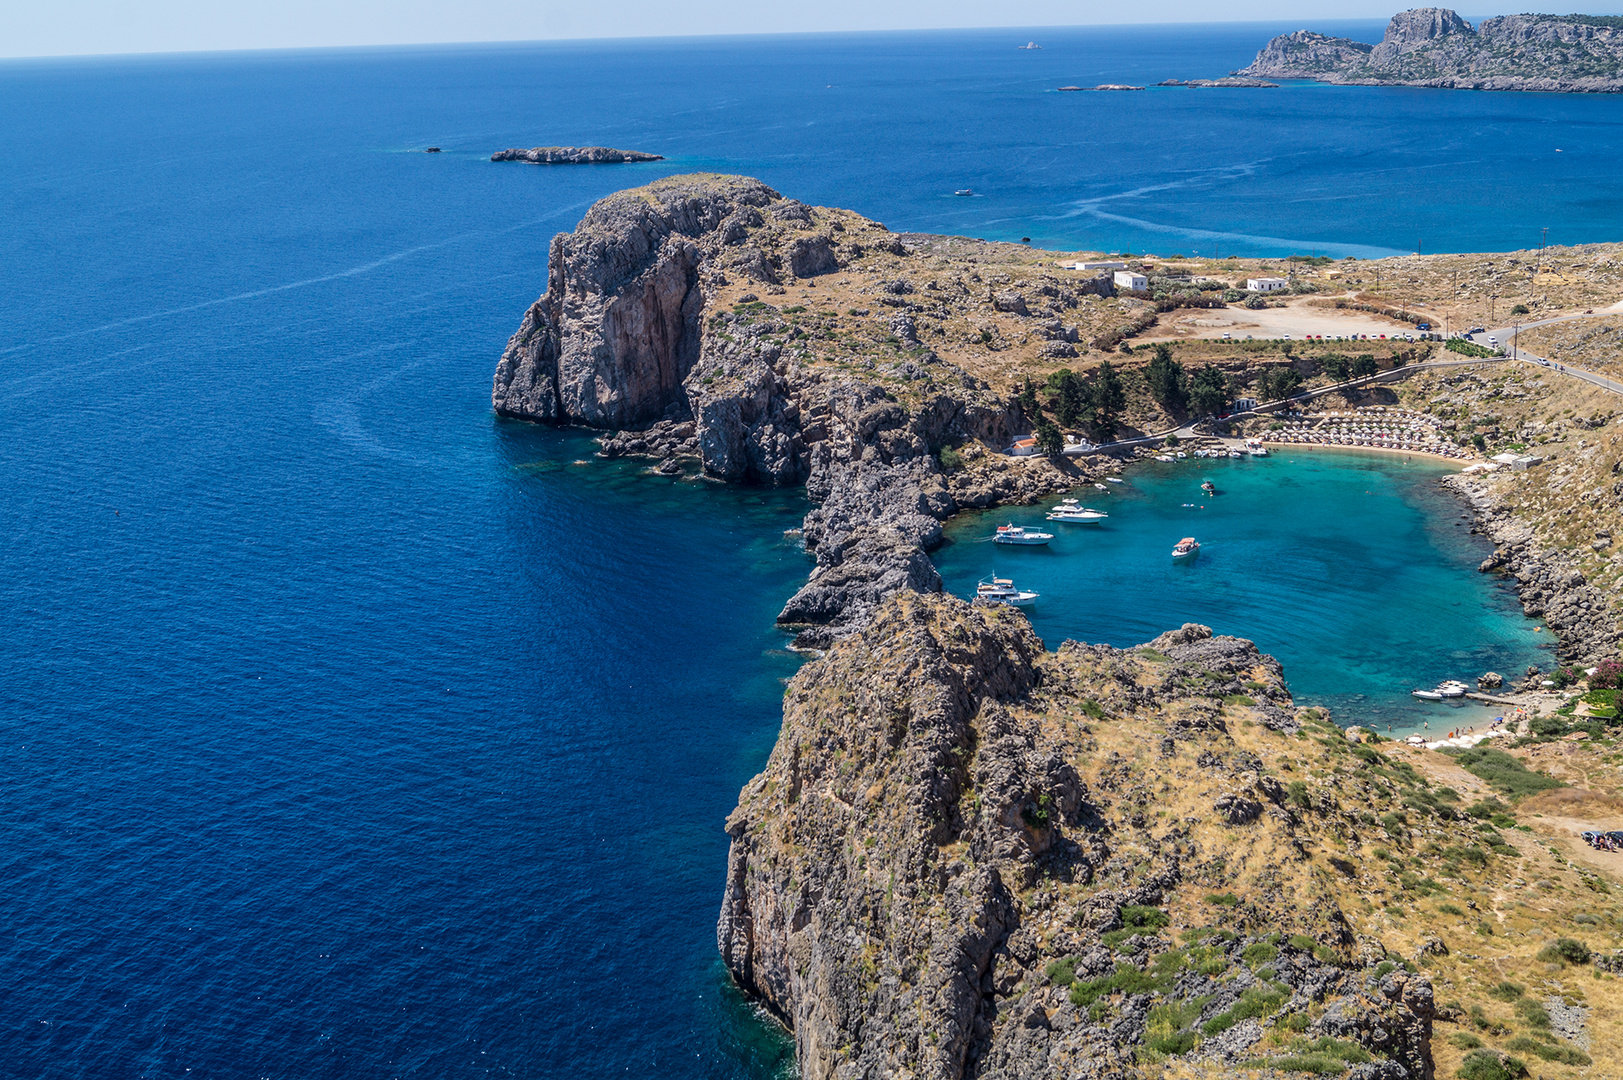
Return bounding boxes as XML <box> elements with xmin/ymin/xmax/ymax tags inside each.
<box><xmin>1450</xmin><ymin>475</ymin><xmax>1619</xmax><ymax>670</ymax></box>
<box><xmin>492</xmin><ymin>173</ymin><xmax>1110</xmax><ymax>647</ymax></box>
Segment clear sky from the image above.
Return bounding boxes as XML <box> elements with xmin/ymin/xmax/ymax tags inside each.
<box><xmin>0</xmin><ymin>1</ymin><xmax>1481</xmax><ymax>60</ymax></box>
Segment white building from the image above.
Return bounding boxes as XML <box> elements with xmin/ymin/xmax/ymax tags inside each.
<box><xmin>1058</xmin><ymin>260</ymin><xmax>1127</xmax><ymax>271</ymax></box>
<box><xmin>1114</xmin><ymin>271</ymin><xmax>1148</xmax><ymax>291</ymax></box>
<box><xmin>1247</xmin><ymin>277</ymin><xmax>1289</xmax><ymax>293</ymax></box>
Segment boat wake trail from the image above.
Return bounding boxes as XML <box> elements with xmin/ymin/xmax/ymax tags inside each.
<box><xmin>0</xmin><ymin>203</ymin><xmax>592</xmax><ymax>360</ymax></box>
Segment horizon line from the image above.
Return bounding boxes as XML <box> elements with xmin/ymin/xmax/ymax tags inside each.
<box><xmin>0</xmin><ymin>14</ymin><xmax>1446</xmax><ymax>65</ymax></box>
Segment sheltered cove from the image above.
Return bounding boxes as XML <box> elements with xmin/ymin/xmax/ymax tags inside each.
<box><xmin>494</xmin><ymin>174</ymin><xmax>1623</xmax><ymax>1079</ymax></box>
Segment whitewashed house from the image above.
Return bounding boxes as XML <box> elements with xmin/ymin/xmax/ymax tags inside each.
<box><xmin>1113</xmin><ymin>270</ymin><xmax>1148</xmax><ymax>291</ymax></box>
<box><xmin>1247</xmin><ymin>277</ymin><xmax>1289</xmax><ymax>293</ymax></box>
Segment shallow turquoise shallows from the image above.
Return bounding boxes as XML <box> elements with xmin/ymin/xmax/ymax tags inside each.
<box><xmin>934</xmin><ymin>451</ymin><xmax>1547</xmax><ymax>735</ymax></box>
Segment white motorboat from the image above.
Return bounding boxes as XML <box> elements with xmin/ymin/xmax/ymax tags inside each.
<box><xmin>1046</xmin><ymin>499</ymin><xmax>1107</xmax><ymax>523</ymax></box>
<box><xmin>1439</xmin><ymin>681</ymin><xmax>1469</xmax><ymax>698</ymax></box>
<box><xmin>976</xmin><ymin>576</ymin><xmax>1039</xmax><ymax>606</ymax></box>
<box><xmin>1105</xmin><ymin>477</ymin><xmax>1124</xmax><ymax>484</ymax></box>
<box><xmin>1171</xmin><ymin>536</ymin><xmax>1199</xmax><ymax>560</ymax></box>
<box><xmin>993</xmin><ymin>524</ymin><xmax>1054</xmax><ymax>545</ymax></box>
<box><xmin>1245</xmin><ymin>438</ymin><xmax>1269</xmax><ymax>457</ymax></box>
<box><xmin>1094</xmin><ymin>483</ymin><xmax>1108</xmax><ymax>491</ymax></box>
<box><xmin>1154</xmin><ymin>454</ymin><xmax>1174</xmax><ymax>462</ymax></box>
<box><xmin>1411</xmin><ymin>689</ymin><xmax>1443</xmax><ymax>701</ymax></box>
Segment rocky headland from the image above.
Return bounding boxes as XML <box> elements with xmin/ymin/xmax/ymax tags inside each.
<box><xmin>496</xmin><ymin>175</ymin><xmax>1623</xmax><ymax>1079</ymax></box>
<box><xmin>490</xmin><ymin>146</ymin><xmax>664</xmax><ymax>164</ymax></box>
<box><xmin>1238</xmin><ymin>7</ymin><xmax>1623</xmax><ymax>92</ymax></box>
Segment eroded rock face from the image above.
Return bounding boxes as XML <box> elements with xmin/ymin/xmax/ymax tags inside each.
<box><xmin>490</xmin><ymin>146</ymin><xmax>665</xmax><ymax>164</ymax></box>
<box><xmin>493</xmin><ymin>174</ymin><xmax>777</xmax><ymax>428</ymax></box>
<box><xmin>719</xmin><ymin>594</ymin><xmax>1436</xmax><ymax>1080</ymax></box>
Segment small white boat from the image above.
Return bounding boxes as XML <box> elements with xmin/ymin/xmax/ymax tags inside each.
<box><xmin>1105</xmin><ymin>477</ymin><xmax>1124</xmax><ymax>484</ymax></box>
<box><xmin>993</xmin><ymin>524</ymin><xmax>1054</xmax><ymax>545</ymax></box>
<box><xmin>976</xmin><ymin>576</ymin><xmax>1039</xmax><ymax>606</ymax></box>
<box><xmin>1047</xmin><ymin>499</ymin><xmax>1107</xmax><ymax>523</ymax></box>
<box><xmin>1171</xmin><ymin>536</ymin><xmax>1199</xmax><ymax>560</ymax></box>
<box><xmin>1154</xmin><ymin>454</ymin><xmax>1174</xmax><ymax>462</ymax></box>
<box><xmin>1094</xmin><ymin>483</ymin><xmax>1108</xmax><ymax>491</ymax></box>
<box><xmin>1411</xmin><ymin>689</ymin><xmax>1444</xmax><ymax>701</ymax></box>
<box><xmin>1245</xmin><ymin>438</ymin><xmax>1269</xmax><ymax>457</ymax></box>
<box><xmin>1439</xmin><ymin>681</ymin><xmax>1469</xmax><ymax>698</ymax></box>
<box><xmin>1175</xmin><ymin>451</ymin><xmax>1187</xmax><ymax>460</ymax></box>
<box><xmin>1228</xmin><ymin>450</ymin><xmax>1243</xmax><ymax>458</ymax></box>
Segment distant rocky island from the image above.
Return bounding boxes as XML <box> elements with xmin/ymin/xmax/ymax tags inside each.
<box><xmin>490</xmin><ymin>146</ymin><xmax>664</xmax><ymax>164</ymax></box>
<box><xmin>1239</xmin><ymin>7</ymin><xmax>1623</xmax><ymax>91</ymax></box>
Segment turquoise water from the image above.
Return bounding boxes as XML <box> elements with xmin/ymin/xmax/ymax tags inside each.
<box><xmin>934</xmin><ymin>451</ymin><xmax>1547</xmax><ymax>735</ymax></box>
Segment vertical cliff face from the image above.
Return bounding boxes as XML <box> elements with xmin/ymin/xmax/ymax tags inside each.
<box><xmin>492</xmin><ymin>174</ymin><xmax>778</xmax><ymax>428</ymax></box>
<box><xmin>720</xmin><ymin>595</ymin><xmax>1438</xmax><ymax>1080</ymax></box>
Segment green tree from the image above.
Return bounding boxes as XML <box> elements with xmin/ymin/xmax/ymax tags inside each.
<box><xmin>1510</xmin><ymin>304</ymin><xmax>1529</xmax><ymax>316</ymax></box>
<box><xmin>1189</xmin><ymin>364</ymin><xmax>1231</xmax><ymax>417</ymax></box>
<box><xmin>1018</xmin><ymin>378</ymin><xmax>1039</xmax><ymax>413</ymax></box>
<box><xmin>1090</xmin><ymin>360</ymin><xmax>1128</xmax><ymax>439</ymax></box>
<box><xmin>1033</xmin><ymin>414</ymin><xmax>1064</xmax><ymax>457</ymax></box>
<box><xmin>1146</xmin><ymin>343</ymin><xmax>1188</xmax><ymax>413</ymax></box>
<box><xmin>1351</xmin><ymin>354</ymin><xmax>1379</xmax><ymax>378</ymax></box>
<box><xmin>1257</xmin><ymin>366</ymin><xmax>1303</xmax><ymax>402</ymax></box>
<box><xmin>1321</xmin><ymin>353</ymin><xmax>1350</xmax><ymax>381</ymax></box>
<box><xmin>1050</xmin><ymin>369</ymin><xmax>1088</xmax><ymax>427</ymax></box>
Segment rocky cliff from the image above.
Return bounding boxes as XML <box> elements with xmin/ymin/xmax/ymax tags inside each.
<box><xmin>494</xmin><ymin>174</ymin><xmax>1094</xmax><ymax>645</ymax></box>
<box><xmin>719</xmin><ymin>595</ymin><xmax>1444</xmax><ymax>1080</ymax></box>
<box><xmin>1238</xmin><ymin>8</ymin><xmax>1623</xmax><ymax>91</ymax></box>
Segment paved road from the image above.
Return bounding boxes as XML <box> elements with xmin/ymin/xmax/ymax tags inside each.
<box><xmin>1479</xmin><ymin>313</ymin><xmax>1623</xmax><ymax>397</ymax></box>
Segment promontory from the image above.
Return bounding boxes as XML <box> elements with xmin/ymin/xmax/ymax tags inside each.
<box><xmin>495</xmin><ymin>173</ymin><xmax>1623</xmax><ymax>1079</ymax></box>
<box><xmin>1238</xmin><ymin>7</ymin><xmax>1623</xmax><ymax>92</ymax></box>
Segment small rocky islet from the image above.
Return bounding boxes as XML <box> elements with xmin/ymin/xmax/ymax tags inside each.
<box><xmin>494</xmin><ymin>173</ymin><xmax>1623</xmax><ymax>1079</ymax></box>
<box><xmin>489</xmin><ymin>145</ymin><xmax>664</xmax><ymax>164</ymax></box>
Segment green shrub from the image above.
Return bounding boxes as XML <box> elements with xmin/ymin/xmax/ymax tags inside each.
<box><xmin>1242</xmin><ymin>942</ymin><xmax>1279</xmax><ymax>966</ymax></box>
<box><xmin>1487</xmin><ymin>981</ymin><xmax>1524</xmax><ymax>1002</ymax></box>
<box><xmin>1510</xmin><ymin>304</ymin><xmax>1529</xmax><ymax>316</ymax></box>
<box><xmin>1445</xmin><ymin>747</ymin><xmax>1564</xmax><ymax>798</ymax></box>
<box><xmin>1513</xmin><ymin>998</ymin><xmax>1551</xmax><ymax>1028</ymax></box>
<box><xmin>1535</xmin><ymin>937</ymin><xmax>1591</xmax><ymax>965</ymax></box>
<box><xmin>1288</xmin><ymin>934</ymin><xmax>1318</xmax><ymax>952</ymax></box>
<box><xmin>1205</xmin><ymin>892</ymin><xmax>1239</xmax><ymax>907</ymax></box>
<box><xmin>1505</xmin><ymin>1036</ymin><xmax>1590</xmax><ymax>1065</ymax></box>
<box><xmin>1202</xmin><ymin>984</ymin><xmax>1286</xmax><ymax>1033</ymax></box>
<box><xmin>1143</xmin><ymin>1000</ymin><xmax>1203</xmax><ymax>1055</ymax></box>
<box><xmin>937</xmin><ymin>446</ymin><xmax>965</xmax><ymax>472</ymax></box>
<box><xmin>1451</xmin><ymin>1032</ymin><xmax>1484</xmax><ymax>1050</ymax></box>
<box><xmin>1438</xmin><ymin>903</ymin><xmax>1465</xmax><ymax>917</ymax></box>
<box><xmin>1045</xmin><ymin>957</ymin><xmax>1076</xmax><ymax>986</ymax></box>
<box><xmin>1457</xmin><ymin>1049</ymin><xmax>1527</xmax><ymax>1080</ymax></box>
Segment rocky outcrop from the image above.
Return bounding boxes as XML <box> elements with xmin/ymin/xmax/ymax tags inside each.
<box><xmin>719</xmin><ymin>595</ymin><xmax>1437</xmax><ymax>1080</ymax></box>
<box><xmin>1238</xmin><ymin>8</ymin><xmax>1623</xmax><ymax>92</ymax></box>
<box><xmin>490</xmin><ymin>146</ymin><xmax>664</xmax><ymax>164</ymax></box>
<box><xmin>496</xmin><ymin>174</ymin><xmax>1103</xmax><ymax>645</ymax></box>
<box><xmin>1449</xmin><ymin>473</ymin><xmax>1622</xmax><ymax>665</ymax></box>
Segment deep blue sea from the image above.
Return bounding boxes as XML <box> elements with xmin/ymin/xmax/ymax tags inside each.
<box><xmin>0</xmin><ymin>24</ymin><xmax>1590</xmax><ymax>1079</ymax></box>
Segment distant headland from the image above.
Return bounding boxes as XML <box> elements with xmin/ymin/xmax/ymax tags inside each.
<box><xmin>490</xmin><ymin>146</ymin><xmax>664</xmax><ymax>164</ymax></box>
<box><xmin>1238</xmin><ymin>7</ymin><xmax>1623</xmax><ymax>92</ymax></box>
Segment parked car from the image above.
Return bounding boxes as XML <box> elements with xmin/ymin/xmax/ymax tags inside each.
<box><xmin>1468</xmin><ymin>326</ymin><xmax>1487</xmax><ymax>335</ymax></box>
